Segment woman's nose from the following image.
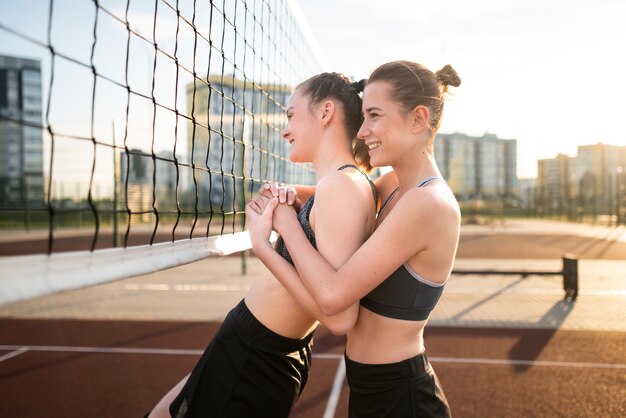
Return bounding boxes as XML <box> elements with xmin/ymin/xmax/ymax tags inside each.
<box><xmin>357</xmin><ymin>124</ymin><xmax>369</xmax><ymax>140</ymax></box>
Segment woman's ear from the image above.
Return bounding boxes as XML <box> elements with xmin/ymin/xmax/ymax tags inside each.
<box><xmin>410</xmin><ymin>105</ymin><xmax>430</xmax><ymax>133</ymax></box>
<box><xmin>320</xmin><ymin>100</ymin><xmax>336</xmax><ymax>127</ymax></box>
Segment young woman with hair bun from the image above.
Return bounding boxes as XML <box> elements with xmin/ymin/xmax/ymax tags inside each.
<box><xmin>248</xmin><ymin>61</ymin><xmax>461</xmax><ymax>417</ymax></box>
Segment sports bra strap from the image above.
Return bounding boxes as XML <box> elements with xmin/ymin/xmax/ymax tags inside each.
<box><xmin>417</xmin><ymin>175</ymin><xmax>442</xmax><ymax>187</ymax></box>
<box><xmin>377</xmin><ymin>187</ymin><xmax>399</xmax><ymax>218</ymax></box>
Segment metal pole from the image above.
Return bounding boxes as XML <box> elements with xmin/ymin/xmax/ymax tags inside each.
<box><xmin>608</xmin><ymin>174</ymin><xmax>613</xmax><ymax>226</ymax></box>
<box><xmin>112</xmin><ymin>119</ymin><xmax>121</xmax><ymax>247</ymax></box>
<box><xmin>24</xmin><ymin>175</ymin><xmax>31</xmax><ymax>231</ymax></box>
<box><xmin>241</xmin><ymin>115</ymin><xmax>252</xmax><ymax>275</ymax></box>
<box><xmin>562</xmin><ymin>254</ymin><xmax>579</xmax><ymax>301</ymax></box>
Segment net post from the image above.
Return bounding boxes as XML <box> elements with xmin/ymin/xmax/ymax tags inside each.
<box><xmin>562</xmin><ymin>254</ymin><xmax>578</xmax><ymax>301</ymax></box>
<box><xmin>112</xmin><ymin>118</ymin><xmax>122</xmax><ymax>248</ymax></box>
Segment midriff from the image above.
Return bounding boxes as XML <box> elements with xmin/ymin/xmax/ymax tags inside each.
<box><xmin>245</xmin><ymin>274</ymin><xmax>318</xmax><ymax>339</ymax></box>
<box><xmin>346</xmin><ymin>306</ymin><xmax>426</xmax><ymax>364</ymax></box>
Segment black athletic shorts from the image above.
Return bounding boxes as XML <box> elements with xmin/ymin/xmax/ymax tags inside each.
<box><xmin>169</xmin><ymin>299</ymin><xmax>314</xmax><ymax>418</ymax></box>
<box><xmin>345</xmin><ymin>351</ymin><xmax>451</xmax><ymax>418</ymax></box>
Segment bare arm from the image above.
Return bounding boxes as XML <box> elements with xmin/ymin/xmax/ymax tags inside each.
<box><xmin>273</xmin><ymin>188</ymin><xmax>450</xmax><ymax>315</ymax></box>
<box><xmin>247</xmin><ymin>175</ymin><xmax>372</xmax><ymax>334</ymax></box>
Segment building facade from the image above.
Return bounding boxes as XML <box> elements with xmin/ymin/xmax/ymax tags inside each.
<box><xmin>537</xmin><ymin>143</ymin><xmax>626</xmax><ymax>215</ymax></box>
<box><xmin>0</xmin><ymin>55</ymin><xmax>44</xmax><ymax>208</ymax></box>
<box><xmin>118</xmin><ymin>149</ymin><xmax>179</xmax><ymax>221</ymax></box>
<box><xmin>536</xmin><ymin>154</ymin><xmax>574</xmax><ymax>213</ymax></box>
<box><xmin>186</xmin><ymin>75</ymin><xmax>315</xmax><ymax>212</ymax></box>
<box><xmin>434</xmin><ymin>132</ymin><xmax>518</xmax><ymax>200</ymax></box>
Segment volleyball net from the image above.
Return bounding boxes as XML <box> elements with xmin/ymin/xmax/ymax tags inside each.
<box><xmin>0</xmin><ymin>0</ymin><xmax>323</xmax><ymax>304</ymax></box>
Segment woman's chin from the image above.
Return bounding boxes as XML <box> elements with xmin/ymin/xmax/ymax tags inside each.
<box><xmin>368</xmin><ymin>155</ymin><xmax>386</xmax><ymax>168</ymax></box>
<box><xmin>289</xmin><ymin>153</ymin><xmax>306</xmax><ymax>163</ymax></box>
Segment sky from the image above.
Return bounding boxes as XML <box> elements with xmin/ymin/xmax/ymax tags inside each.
<box><xmin>294</xmin><ymin>0</ymin><xmax>626</xmax><ymax>178</ymax></box>
<box><xmin>1</xmin><ymin>0</ymin><xmax>625</xmax><ymax>193</ymax></box>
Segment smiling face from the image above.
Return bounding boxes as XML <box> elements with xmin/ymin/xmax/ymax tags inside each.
<box><xmin>281</xmin><ymin>88</ymin><xmax>321</xmax><ymax>163</ymax></box>
<box><xmin>357</xmin><ymin>81</ymin><xmax>415</xmax><ymax>168</ymax></box>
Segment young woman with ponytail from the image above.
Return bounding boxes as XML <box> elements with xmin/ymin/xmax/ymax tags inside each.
<box><xmin>146</xmin><ymin>72</ymin><xmax>377</xmax><ymax>418</ymax></box>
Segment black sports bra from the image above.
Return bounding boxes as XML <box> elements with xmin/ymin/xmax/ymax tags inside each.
<box><xmin>275</xmin><ymin>164</ymin><xmax>377</xmax><ymax>265</ymax></box>
<box><xmin>360</xmin><ymin>176</ymin><xmax>446</xmax><ymax>321</ymax></box>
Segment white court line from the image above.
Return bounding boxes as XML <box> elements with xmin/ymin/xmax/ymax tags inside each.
<box><xmin>444</xmin><ymin>288</ymin><xmax>626</xmax><ymax>296</ymax></box>
<box><xmin>313</xmin><ymin>353</ymin><xmax>343</xmax><ymax>360</ymax></box>
<box><xmin>121</xmin><ymin>284</ymin><xmax>252</xmax><ymax>291</ymax></box>
<box><xmin>0</xmin><ymin>345</ymin><xmax>341</xmax><ymax>359</ymax></box>
<box><xmin>0</xmin><ymin>345</ymin><xmax>624</xmax><ymax>370</ymax></box>
<box><xmin>431</xmin><ymin>356</ymin><xmax>626</xmax><ymax>369</ymax></box>
<box><xmin>0</xmin><ymin>346</ymin><xmax>29</xmax><ymax>363</ymax></box>
<box><xmin>120</xmin><ymin>283</ymin><xmax>626</xmax><ymax>296</ymax></box>
<box><xmin>323</xmin><ymin>359</ymin><xmax>346</xmax><ymax>418</ymax></box>
<box><xmin>0</xmin><ymin>345</ymin><xmax>204</xmax><ymax>356</ymax></box>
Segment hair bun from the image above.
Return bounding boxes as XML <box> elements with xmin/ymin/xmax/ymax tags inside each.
<box><xmin>351</xmin><ymin>79</ymin><xmax>366</xmax><ymax>93</ymax></box>
<box><xmin>435</xmin><ymin>64</ymin><xmax>461</xmax><ymax>88</ymax></box>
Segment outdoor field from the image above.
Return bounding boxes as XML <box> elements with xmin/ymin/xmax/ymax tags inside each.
<box><xmin>1</xmin><ymin>219</ymin><xmax>625</xmax><ymax>417</ymax></box>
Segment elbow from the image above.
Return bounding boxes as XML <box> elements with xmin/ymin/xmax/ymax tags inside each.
<box><xmin>319</xmin><ymin>297</ymin><xmax>346</xmax><ymax>317</ymax></box>
<box><xmin>324</xmin><ymin>314</ymin><xmax>357</xmax><ymax>336</ymax></box>
<box><xmin>326</xmin><ymin>322</ymin><xmax>351</xmax><ymax>336</ymax></box>
<box><xmin>316</xmin><ymin>285</ymin><xmax>349</xmax><ymax>316</ymax></box>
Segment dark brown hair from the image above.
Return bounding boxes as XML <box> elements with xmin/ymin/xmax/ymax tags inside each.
<box><xmin>298</xmin><ymin>73</ymin><xmax>371</xmax><ymax>171</ymax></box>
<box><xmin>367</xmin><ymin>61</ymin><xmax>461</xmax><ymax>140</ymax></box>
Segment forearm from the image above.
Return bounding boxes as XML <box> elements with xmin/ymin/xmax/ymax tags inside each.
<box><xmin>252</xmin><ymin>238</ymin><xmax>357</xmax><ymax>334</ymax></box>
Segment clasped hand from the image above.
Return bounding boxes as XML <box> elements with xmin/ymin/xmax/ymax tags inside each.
<box><xmin>246</xmin><ymin>183</ymin><xmax>298</xmax><ymax>244</ymax></box>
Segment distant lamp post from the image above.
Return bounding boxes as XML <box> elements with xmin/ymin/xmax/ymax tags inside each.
<box><xmin>617</xmin><ymin>167</ymin><xmax>624</xmax><ymax>225</ymax></box>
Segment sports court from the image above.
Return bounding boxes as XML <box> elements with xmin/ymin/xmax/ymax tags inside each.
<box><xmin>1</xmin><ymin>221</ymin><xmax>625</xmax><ymax>417</ymax></box>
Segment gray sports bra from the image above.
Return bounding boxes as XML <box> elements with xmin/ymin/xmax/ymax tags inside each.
<box><xmin>360</xmin><ymin>176</ymin><xmax>446</xmax><ymax>321</ymax></box>
<box><xmin>275</xmin><ymin>164</ymin><xmax>377</xmax><ymax>265</ymax></box>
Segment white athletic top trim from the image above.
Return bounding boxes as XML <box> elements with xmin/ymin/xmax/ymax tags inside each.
<box><xmin>402</xmin><ymin>262</ymin><xmax>447</xmax><ymax>287</ymax></box>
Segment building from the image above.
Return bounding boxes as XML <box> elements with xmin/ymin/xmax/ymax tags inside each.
<box><xmin>536</xmin><ymin>143</ymin><xmax>626</xmax><ymax>216</ymax></box>
<box><xmin>0</xmin><ymin>55</ymin><xmax>44</xmax><ymax>208</ymax></box>
<box><xmin>575</xmin><ymin>143</ymin><xmax>626</xmax><ymax>206</ymax></box>
<box><xmin>434</xmin><ymin>132</ymin><xmax>518</xmax><ymax>200</ymax></box>
<box><xmin>185</xmin><ymin>75</ymin><xmax>315</xmax><ymax>212</ymax></box>
<box><xmin>518</xmin><ymin>177</ymin><xmax>537</xmax><ymax>210</ymax></box>
<box><xmin>536</xmin><ymin>154</ymin><xmax>574</xmax><ymax>213</ymax></box>
<box><xmin>119</xmin><ymin>149</ymin><xmax>180</xmax><ymax>221</ymax></box>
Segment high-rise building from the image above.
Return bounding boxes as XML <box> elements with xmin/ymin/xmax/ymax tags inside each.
<box><xmin>518</xmin><ymin>177</ymin><xmax>537</xmax><ymax>210</ymax></box>
<box><xmin>119</xmin><ymin>149</ymin><xmax>180</xmax><ymax>221</ymax></box>
<box><xmin>575</xmin><ymin>143</ymin><xmax>626</xmax><ymax>201</ymax></box>
<box><xmin>434</xmin><ymin>132</ymin><xmax>518</xmax><ymax>199</ymax></box>
<box><xmin>536</xmin><ymin>154</ymin><xmax>574</xmax><ymax>213</ymax></box>
<box><xmin>537</xmin><ymin>143</ymin><xmax>626</xmax><ymax>214</ymax></box>
<box><xmin>0</xmin><ymin>55</ymin><xmax>44</xmax><ymax>208</ymax></box>
<box><xmin>186</xmin><ymin>75</ymin><xmax>315</xmax><ymax>211</ymax></box>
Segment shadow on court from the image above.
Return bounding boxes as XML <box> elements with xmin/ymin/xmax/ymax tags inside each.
<box><xmin>1</xmin><ymin>318</ymin><xmax>624</xmax><ymax>418</ymax></box>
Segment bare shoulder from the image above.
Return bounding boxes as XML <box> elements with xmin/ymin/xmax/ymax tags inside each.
<box><xmin>400</xmin><ymin>184</ymin><xmax>460</xmax><ymax>225</ymax></box>
<box><xmin>316</xmin><ymin>169</ymin><xmax>368</xmax><ymax>200</ymax></box>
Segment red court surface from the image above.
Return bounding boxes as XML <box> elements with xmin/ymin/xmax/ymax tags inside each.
<box><xmin>1</xmin><ymin>319</ymin><xmax>624</xmax><ymax>418</ymax></box>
